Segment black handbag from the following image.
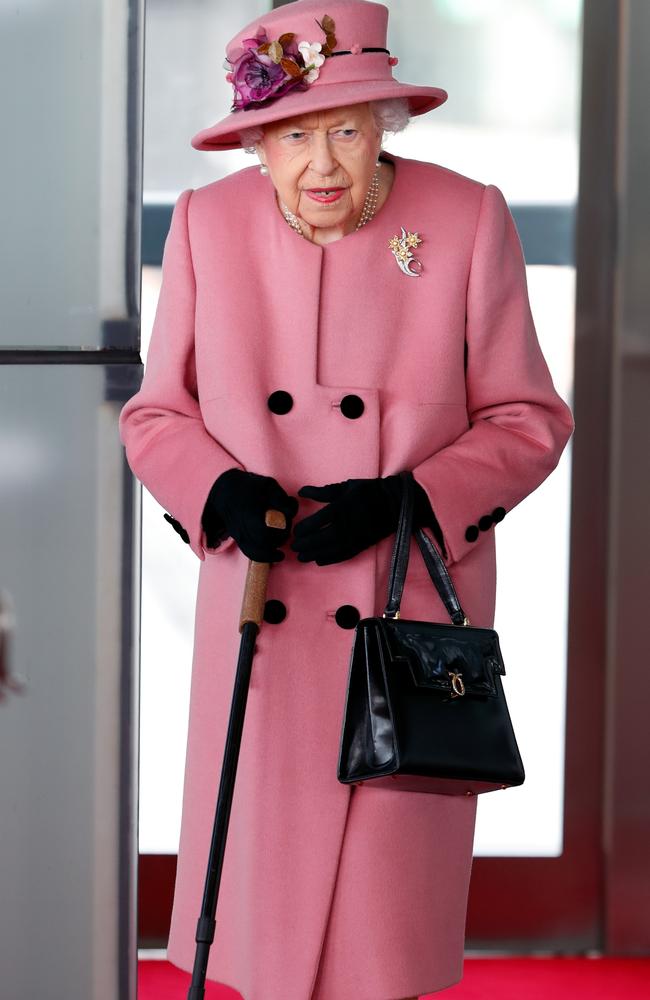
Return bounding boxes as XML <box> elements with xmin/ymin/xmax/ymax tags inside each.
<box><xmin>337</xmin><ymin>470</ymin><xmax>525</xmax><ymax>796</ymax></box>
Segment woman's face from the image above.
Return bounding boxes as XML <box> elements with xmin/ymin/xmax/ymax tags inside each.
<box><xmin>256</xmin><ymin>102</ymin><xmax>382</xmax><ymax>238</ymax></box>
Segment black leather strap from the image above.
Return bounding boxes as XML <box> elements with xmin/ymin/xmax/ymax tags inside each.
<box><xmin>383</xmin><ymin>470</ymin><xmax>468</xmax><ymax>626</ymax></box>
<box><xmin>384</xmin><ymin>470</ymin><xmax>414</xmax><ymax>617</ymax></box>
<box><xmin>414</xmin><ymin>526</ymin><xmax>467</xmax><ymax>626</ymax></box>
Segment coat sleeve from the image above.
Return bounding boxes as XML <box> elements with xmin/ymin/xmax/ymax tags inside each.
<box><xmin>411</xmin><ymin>182</ymin><xmax>575</xmax><ymax>567</ymax></box>
<box><xmin>118</xmin><ymin>187</ymin><xmax>244</xmax><ymax>560</ymax></box>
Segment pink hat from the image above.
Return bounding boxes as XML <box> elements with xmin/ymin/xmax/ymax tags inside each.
<box><xmin>191</xmin><ymin>0</ymin><xmax>448</xmax><ymax>151</ymax></box>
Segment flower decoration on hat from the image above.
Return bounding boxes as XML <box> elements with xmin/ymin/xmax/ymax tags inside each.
<box><xmin>225</xmin><ymin>14</ymin><xmax>337</xmax><ymax>111</ymax></box>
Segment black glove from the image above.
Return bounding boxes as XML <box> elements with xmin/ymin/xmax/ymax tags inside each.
<box><xmin>290</xmin><ymin>473</ymin><xmax>446</xmax><ymax>566</ymax></box>
<box><xmin>201</xmin><ymin>467</ymin><xmax>299</xmax><ymax>563</ymax></box>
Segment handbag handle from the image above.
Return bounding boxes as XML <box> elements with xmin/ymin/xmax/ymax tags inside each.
<box><xmin>383</xmin><ymin>469</ymin><xmax>415</xmax><ymax>618</ymax></box>
<box><xmin>383</xmin><ymin>471</ymin><xmax>469</xmax><ymax>627</ymax></box>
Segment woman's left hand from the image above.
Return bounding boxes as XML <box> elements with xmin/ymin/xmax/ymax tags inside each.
<box><xmin>290</xmin><ymin>474</ymin><xmax>438</xmax><ymax>565</ymax></box>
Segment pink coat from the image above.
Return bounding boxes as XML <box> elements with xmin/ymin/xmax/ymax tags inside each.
<box><xmin>119</xmin><ymin>150</ymin><xmax>574</xmax><ymax>1000</ymax></box>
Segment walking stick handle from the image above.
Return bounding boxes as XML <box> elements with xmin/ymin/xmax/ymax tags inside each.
<box><xmin>239</xmin><ymin>509</ymin><xmax>287</xmax><ymax>631</ymax></box>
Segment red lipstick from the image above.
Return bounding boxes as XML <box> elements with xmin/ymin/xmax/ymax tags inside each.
<box><xmin>305</xmin><ymin>187</ymin><xmax>346</xmax><ymax>203</ymax></box>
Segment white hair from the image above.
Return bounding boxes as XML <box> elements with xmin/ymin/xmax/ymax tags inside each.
<box><xmin>238</xmin><ymin>97</ymin><xmax>411</xmax><ymax>152</ymax></box>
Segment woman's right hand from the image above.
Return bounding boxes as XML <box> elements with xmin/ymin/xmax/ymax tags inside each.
<box><xmin>201</xmin><ymin>467</ymin><xmax>299</xmax><ymax>562</ymax></box>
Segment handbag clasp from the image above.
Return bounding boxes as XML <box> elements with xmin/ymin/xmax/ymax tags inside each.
<box><xmin>448</xmin><ymin>671</ymin><xmax>466</xmax><ymax>697</ymax></box>
<box><xmin>382</xmin><ymin>610</ymin><xmax>401</xmax><ymax>619</ymax></box>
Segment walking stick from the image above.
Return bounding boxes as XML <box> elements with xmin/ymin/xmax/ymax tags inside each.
<box><xmin>187</xmin><ymin>508</ymin><xmax>287</xmax><ymax>1000</ymax></box>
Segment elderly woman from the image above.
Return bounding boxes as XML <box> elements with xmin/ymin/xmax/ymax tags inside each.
<box><xmin>119</xmin><ymin>1</ymin><xmax>574</xmax><ymax>998</ymax></box>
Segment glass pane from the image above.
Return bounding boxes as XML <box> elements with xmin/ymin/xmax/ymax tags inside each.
<box><xmin>139</xmin><ymin>266</ymin><xmax>196</xmax><ymax>853</ymax></box>
<box><xmin>384</xmin><ymin>0</ymin><xmax>582</xmax><ymax>200</ymax></box>
<box><xmin>382</xmin><ymin>0</ymin><xmax>581</xmax><ymax>857</ymax></box>
<box><xmin>138</xmin><ymin>268</ymin><xmax>576</xmax><ymax>857</ymax></box>
<box><xmin>0</xmin><ymin>0</ymin><xmax>138</xmax><ymax>349</ymax></box>
<box><xmin>144</xmin><ymin>0</ymin><xmax>270</xmax><ymax>194</ymax></box>
<box><xmin>139</xmin><ymin>489</ymin><xmax>199</xmax><ymax>853</ymax></box>
<box><xmin>139</xmin><ymin>1</ymin><xmax>580</xmax><ymax>858</ymax></box>
<box><xmin>0</xmin><ymin>365</ymin><xmax>132</xmax><ymax>993</ymax></box>
<box><xmin>476</xmin><ymin>266</ymin><xmax>575</xmax><ymax>856</ymax></box>
<box><xmin>143</xmin><ymin>0</ymin><xmax>582</xmax><ymax>198</ymax></box>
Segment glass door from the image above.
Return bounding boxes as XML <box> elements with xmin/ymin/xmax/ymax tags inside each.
<box><xmin>378</xmin><ymin>0</ymin><xmax>595</xmax><ymax>949</ymax></box>
<box><xmin>137</xmin><ymin>0</ymin><xmax>597</xmax><ymax>952</ymax></box>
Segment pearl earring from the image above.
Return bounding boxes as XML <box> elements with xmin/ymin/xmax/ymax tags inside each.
<box><xmin>259</xmin><ymin>164</ymin><xmax>269</xmax><ymax>175</ymax></box>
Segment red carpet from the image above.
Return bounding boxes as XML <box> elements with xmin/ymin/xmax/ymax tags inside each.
<box><xmin>444</xmin><ymin>958</ymin><xmax>650</xmax><ymax>999</ymax></box>
<box><xmin>138</xmin><ymin>956</ymin><xmax>650</xmax><ymax>999</ymax></box>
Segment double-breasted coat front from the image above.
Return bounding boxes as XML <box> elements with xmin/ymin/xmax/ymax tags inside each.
<box><xmin>119</xmin><ymin>149</ymin><xmax>574</xmax><ymax>1000</ymax></box>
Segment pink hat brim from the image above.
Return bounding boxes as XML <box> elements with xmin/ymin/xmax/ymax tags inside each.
<box><xmin>191</xmin><ymin>80</ymin><xmax>448</xmax><ymax>152</ymax></box>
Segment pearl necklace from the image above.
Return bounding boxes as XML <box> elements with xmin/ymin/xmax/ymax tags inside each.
<box><xmin>279</xmin><ymin>162</ymin><xmax>381</xmax><ymax>240</ymax></box>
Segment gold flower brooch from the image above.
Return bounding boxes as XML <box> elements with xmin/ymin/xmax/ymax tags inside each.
<box><xmin>388</xmin><ymin>227</ymin><xmax>423</xmax><ymax>276</ymax></box>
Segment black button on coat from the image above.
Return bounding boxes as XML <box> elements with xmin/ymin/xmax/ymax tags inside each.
<box><xmin>268</xmin><ymin>390</ymin><xmax>293</xmax><ymax>414</ymax></box>
<box><xmin>339</xmin><ymin>393</ymin><xmax>365</xmax><ymax>418</ymax></box>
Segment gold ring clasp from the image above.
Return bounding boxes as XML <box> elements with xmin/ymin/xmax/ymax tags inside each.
<box><xmin>448</xmin><ymin>671</ymin><xmax>466</xmax><ymax>697</ymax></box>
